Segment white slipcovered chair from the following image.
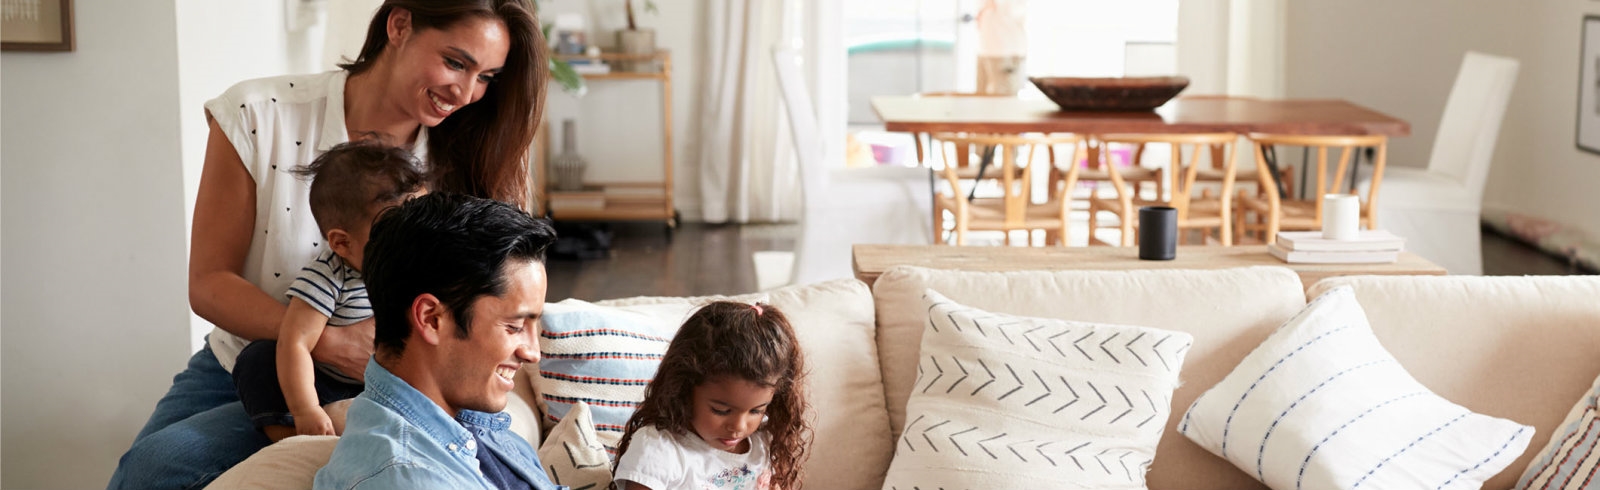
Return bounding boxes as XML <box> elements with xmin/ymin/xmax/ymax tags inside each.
<box><xmin>1360</xmin><ymin>51</ymin><xmax>1519</xmax><ymax>275</ymax></box>
<box><xmin>754</xmin><ymin>48</ymin><xmax>932</xmax><ymax>288</ymax></box>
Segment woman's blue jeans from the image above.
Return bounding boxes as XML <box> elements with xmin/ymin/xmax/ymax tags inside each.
<box><xmin>107</xmin><ymin>344</ymin><xmax>271</xmax><ymax>490</ymax></box>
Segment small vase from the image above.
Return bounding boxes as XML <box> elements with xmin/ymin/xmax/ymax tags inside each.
<box><xmin>552</xmin><ymin>119</ymin><xmax>587</xmax><ymax>192</ymax></box>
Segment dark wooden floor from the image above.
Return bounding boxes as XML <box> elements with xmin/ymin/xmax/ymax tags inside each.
<box><xmin>1480</xmin><ymin>227</ymin><xmax>1592</xmax><ymax>276</ymax></box>
<box><xmin>544</xmin><ymin>222</ymin><xmax>791</xmax><ymax>301</ymax></box>
<box><xmin>543</xmin><ymin>222</ymin><xmax>1589</xmax><ymax>302</ymax></box>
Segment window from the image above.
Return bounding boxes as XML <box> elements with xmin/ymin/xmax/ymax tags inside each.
<box><xmin>845</xmin><ymin>0</ymin><xmax>1179</xmax><ymax>166</ymax></box>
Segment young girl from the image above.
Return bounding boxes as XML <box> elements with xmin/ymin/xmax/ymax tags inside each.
<box><xmin>612</xmin><ymin>301</ymin><xmax>813</xmax><ymax>490</ymax></box>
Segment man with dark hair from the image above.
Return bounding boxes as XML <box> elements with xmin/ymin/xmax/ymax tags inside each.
<box><xmin>315</xmin><ymin>192</ymin><xmax>565</xmax><ymax>490</ymax></box>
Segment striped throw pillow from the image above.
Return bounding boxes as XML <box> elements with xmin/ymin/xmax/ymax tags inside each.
<box><xmin>537</xmin><ymin>300</ymin><xmax>691</xmax><ymax>455</ymax></box>
<box><xmin>1180</xmin><ymin>286</ymin><xmax>1535</xmax><ymax>490</ymax></box>
<box><xmin>1516</xmin><ymin>372</ymin><xmax>1600</xmax><ymax>489</ymax></box>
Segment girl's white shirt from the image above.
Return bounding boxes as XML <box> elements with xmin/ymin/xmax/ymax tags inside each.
<box><xmin>201</xmin><ymin>70</ymin><xmax>427</xmax><ymax>371</ymax></box>
<box><xmin>613</xmin><ymin>426</ymin><xmax>773</xmax><ymax>490</ymax></box>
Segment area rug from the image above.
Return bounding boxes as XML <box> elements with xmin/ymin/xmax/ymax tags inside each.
<box><xmin>1481</xmin><ymin>206</ymin><xmax>1600</xmax><ymax>272</ymax></box>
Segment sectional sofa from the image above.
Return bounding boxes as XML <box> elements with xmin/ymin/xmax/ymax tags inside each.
<box><xmin>208</xmin><ymin>266</ymin><xmax>1600</xmax><ymax>489</ymax></box>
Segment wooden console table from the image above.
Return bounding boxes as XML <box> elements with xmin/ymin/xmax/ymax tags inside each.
<box><xmin>852</xmin><ymin>245</ymin><xmax>1447</xmax><ymax>290</ymax></box>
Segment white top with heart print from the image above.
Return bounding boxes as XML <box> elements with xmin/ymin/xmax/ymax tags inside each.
<box><xmin>201</xmin><ymin>70</ymin><xmax>427</xmax><ymax>372</ymax></box>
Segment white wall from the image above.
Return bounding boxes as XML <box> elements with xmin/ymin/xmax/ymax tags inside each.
<box><xmin>539</xmin><ymin>0</ymin><xmax>707</xmax><ymax>220</ymax></box>
<box><xmin>1176</xmin><ymin>0</ymin><xmax>1284</xmax><ymax>98</ymax></box>
<box><xmin>1285</xmin><ymin>0</ymin><xmax>1600</xmax><ymax>240</ymax></box>
<box><xmin>175</xmin><ymin>0</ymin><xmax>292</xmax><ymax>352</ymax></box>
<box><xmin>1</xmin><ymin>0</ymin><xmax>190</xmax><ymax>487</ymax></box>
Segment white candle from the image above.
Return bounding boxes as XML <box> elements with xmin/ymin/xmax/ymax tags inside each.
<box><xmin>1322</xmin><ymin>194</ymin><xmax>1360</xmax><ymax>240</ymax></box>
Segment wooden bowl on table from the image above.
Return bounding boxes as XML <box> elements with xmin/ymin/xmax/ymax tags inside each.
<box><xmin>1029</xmin><ymin>76</ymin><xmax>1190</xmax><ymax>111</ymax></box>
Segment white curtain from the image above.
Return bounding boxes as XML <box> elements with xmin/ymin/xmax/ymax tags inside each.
<box><xmin>1176</xmin><ymin>0</ymin><xmax>1285</xmax><ymax>98</ymax></box>
<box><xmin>698</xmin><ymin>0</ymin><xmax>803</xmax><ymax>223</ymax></box>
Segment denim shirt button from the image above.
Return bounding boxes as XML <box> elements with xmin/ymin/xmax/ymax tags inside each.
<box><xmin>447</xmin><ymin>443</ymin><xmax>458</xmax><ymax>452</ymax></box>
<box><xmin>465</xmin><ymin>439</ymin><xmax>477</xmax><ymax>451</ymax></box>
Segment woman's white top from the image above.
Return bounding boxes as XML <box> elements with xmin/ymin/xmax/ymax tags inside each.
<box><xmin>613</xmin><ymin>426</ymin><xmax>773</xmax><ymax>490</ymax></box>
<box><xmin>201</xmin><ymin>70</ymin><xmax>427</xmax><ymax>372</ymax></box>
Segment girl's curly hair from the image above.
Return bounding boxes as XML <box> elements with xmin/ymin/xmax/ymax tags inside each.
<box><xmin>615</xmin><ymin>301</ymin><xmax>812</xmax><ymax>488</ymax></box>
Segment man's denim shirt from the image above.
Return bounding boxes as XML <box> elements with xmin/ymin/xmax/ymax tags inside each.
<box><xmin>314</xmin><ymin>358</ymin><xmax>565</xmax><ymax>490</ymax></box>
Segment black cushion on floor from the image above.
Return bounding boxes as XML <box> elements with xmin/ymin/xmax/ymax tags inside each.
<box><xmin>548</xmin><ymin>221</ymin><xmax>613</xmax><ymax>261</ymax></box>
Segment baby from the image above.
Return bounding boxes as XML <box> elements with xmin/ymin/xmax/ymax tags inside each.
<box><xmin>230</xmin><ymin>140</ymin><xmax>426</xmax><ymax>441</ymax></box>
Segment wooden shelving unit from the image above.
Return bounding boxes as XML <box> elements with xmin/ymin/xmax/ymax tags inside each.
<box><xmin>535</xmin><ymin>50</ymin><xmax>676</xmax><ymax>227</ymax></box>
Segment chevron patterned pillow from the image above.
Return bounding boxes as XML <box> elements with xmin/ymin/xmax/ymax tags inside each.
<box><xmin>882</xmin><ymin>289</ymin><xmax>1195</xmax><ymax>489</ymax></box>
<box><xmin>1514</xmin><ymin>371</ymin><xmax>1600</xmax><ymax>490</ymax></box>
<box><xmin>1179</xmin><ymin>286</ymin><xmax>1534</xmax><ymax>490</ymax></box>
<box><xmin>537</xmin><ymin>401</ymin><xmax>613</xmax><ymax>490</ymax></box>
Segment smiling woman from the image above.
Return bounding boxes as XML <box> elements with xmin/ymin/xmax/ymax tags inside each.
<box><xmin>342</xmin><ymin>0</ymin><xmax>547</xmax><ymax>205</ymax></box>
<box><xmin>107</xmin><ymin>2</ymin><xmax>552</xmax><ymax>489</ymax></box>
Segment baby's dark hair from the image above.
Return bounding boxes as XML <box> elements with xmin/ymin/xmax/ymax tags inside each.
<box><xmin>292</xmin><ymin>141</ymin><xmax>426</xmax><ymax>235</ymax></box>
<box><xmin>616</xmin><ymin>301</ymin><xmax>813</xmax><ymax>488</ymax></box>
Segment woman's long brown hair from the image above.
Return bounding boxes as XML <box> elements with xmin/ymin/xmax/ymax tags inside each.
<box><xmin>341</xmin><ymin>0</ymin><xmax>547</xmax><ymax>209</ymax></box>
<box><xmin>616</xmin><ymin>301</ymin><xmax>813</xmax><ymax>488</ymax></box>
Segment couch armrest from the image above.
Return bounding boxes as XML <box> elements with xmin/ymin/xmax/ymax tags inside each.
<box><xmin>204</xmin><ymin>436</ymin><xmax>338</xmax><ymax>490</ymax></box>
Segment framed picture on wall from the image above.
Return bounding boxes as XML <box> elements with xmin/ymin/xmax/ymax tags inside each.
<box><xmin>1</xmin><ymin>0</ymin><xmax>74</xmax><ymax>52</ymax></box>
<box><xmin>1579</xmin><ymin>15</ymin><xmax>1600</xmax><ymax>155</ymax></box>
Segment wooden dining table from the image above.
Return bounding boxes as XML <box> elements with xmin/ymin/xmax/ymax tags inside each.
<box><xmin>873</xmin><ymin>95</ymin><xmax>1411</xmax><ymax>200</ymax></box>
<box><xmin>870</xmin><ymin>95</ymin><xmax>1411</xmax><ymax>136</ymax></box>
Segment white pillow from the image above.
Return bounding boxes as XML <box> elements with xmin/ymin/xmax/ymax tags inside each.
<box><xmin>537</xmin><ymin>401</ymin><xmax>613</xmax><ymax>490</ymax></box>
<box><xmin>881</xmin><ymin>289</ymin><xmax>1194</xmax><ymax>489</ymax></box>
<box><xmin>1180</xmin><ymin>286</ymin><xmax>1535</xmax><ymax>490</ymax></box>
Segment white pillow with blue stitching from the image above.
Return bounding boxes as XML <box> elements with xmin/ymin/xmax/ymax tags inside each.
<box><xmin>1179</xmin><ymin>286</ymin><xmax>1535</xmax><ymax>490</ymax></box>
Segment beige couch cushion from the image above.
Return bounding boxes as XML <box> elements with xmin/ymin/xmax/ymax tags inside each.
<box><xmin>873</xmin><ymin>266</ymin><xmax>1307</xmax><ymax>490</ymax></box>
<box><xmin>204</xmin><ymin>436</ymin><xmax>338</xmax><ymax>490</ymax></box>
<box><xmin>591</xmin><ymin>278</ymin><xmax>889</xmax><ymax>490</ymax></box>
<box><xmin>1307</xmin><ymin>275</ymin><xmax>1600</xmax><ymax>490</ymax></box>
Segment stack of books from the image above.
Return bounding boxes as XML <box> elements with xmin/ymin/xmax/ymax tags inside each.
<box><xmin>549</xmin><ymin>190</ymin><xmax>605</xmax><ymax>212</ymax></box>
<box><xmin>568</xmin><ymin>59</ymin><xmax>612</xmax><ymax>75</ymax></box>
<box><xmin>1268</xmin><ymin>230</ymin><xmax>1405</xmax><ymax>264</ymax></box>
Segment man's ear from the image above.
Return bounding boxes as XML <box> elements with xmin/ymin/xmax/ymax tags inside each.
<box><xmin>387</xmin><ymin>8</ymin><xmax>412</xmax><ymax>48</ymax></box>
<box><xmin>326</xmin><ymin>229</ymin><xmax>353</xmax><ymax>261</ymax></box>
<box><xmin>410</xmin><ymin>293</ymin><xmax>447</xmax><ymax>347</ymax></box>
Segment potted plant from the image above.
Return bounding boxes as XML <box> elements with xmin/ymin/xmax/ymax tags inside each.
<box><xmin>616</xmin><ymin>0</ymin><xmax>658</xmax><ymax>72</ymax></box>
<box><xmin>535</xmin><ymin>1</ymin><xmax>585</xmax><ymax>94</ymax></box>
